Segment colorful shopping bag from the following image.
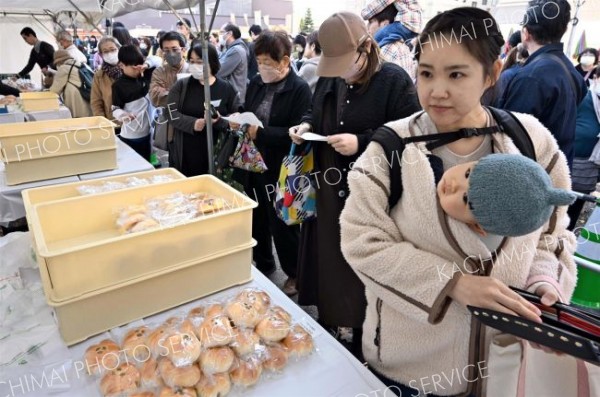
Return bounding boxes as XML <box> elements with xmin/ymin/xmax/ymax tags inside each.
<box><xmin>230</xmin><ymin>124</ymin><xmax>268</xmax><ymax>173</ymax></box>
<box><xmin>274</xmin><ymin>143</ymin><xmax>317</xmax><ymax>225</ymax></box>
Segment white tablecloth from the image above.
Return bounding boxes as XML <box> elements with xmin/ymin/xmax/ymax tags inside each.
<box><xmin>0</xmin><ymin>232</ymin><xmax>387</xmax><ymax>397</ymax></box>
<box><xmin>0</xmin><ymin>139</ymin><xmax>154</xmax><ymax>226</ymax></box>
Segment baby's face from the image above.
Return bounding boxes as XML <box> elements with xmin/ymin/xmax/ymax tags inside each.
<box><xmin>437</xmin><ymin>161</ymin><xmax>478</xmax><ymax>225</ymax></box>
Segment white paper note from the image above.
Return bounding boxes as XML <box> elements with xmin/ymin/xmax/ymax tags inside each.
<box><xmin>300</xmin><ymin>132</ymin><xmax>329</xmax><ymax>142</ymax></box>
<box><xmin>221</xmin><ymin>112</ymin><xmax>264</xmax><ymax>128</ymax></box>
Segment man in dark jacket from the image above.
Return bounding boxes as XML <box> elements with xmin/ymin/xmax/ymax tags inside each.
<box><xmin>495</xmin><ymin>0</ymin><xmax>587</xmax><ymax>169</ymax></box>
<box><xmin>17</xmin><ymin>27</ymin><xmax>55</xmax><ymax>78</ymax></box>
<box><xmin>217</xmin><ymin>23</ymin><xmax>249</xmax><ymax>102</ymax></box>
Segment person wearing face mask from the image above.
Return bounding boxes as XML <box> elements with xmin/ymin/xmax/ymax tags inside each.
<box><xmin>166</xmin><ymin>44</ymin><xmax>240</xmax><ymax>176</ymax></box>
<box><xmin>91</xmin><ymin>36</ymin><xmax>123</xmax><ymax>129</ymax></box>
<box><xmin>288</xmin><ymin>12</ymin><xmax>420</xmax><ymax>357</ymax></box>
<box><xmin>228</xmin><ymin>30</ymin><xmax>311</xmax><ymax>296</ymax></box>
<box><xmin>217</xmin><ymin>23</ymin><xmax>249</xmax><ymax>103</ymax></box>
<box><xmin>569</xmin><ymin>74</ymin><xmax>600</xmax><ymax>228</ymax></box>
<box><xmin>149</xmin><ymin>31</ymin><xmax>189</xmax><ymax>109</ymax></box>
<box><xmin>575</xmin><ymin>48</ymin><xmax>599</xmax><ymax>87</ymax></box>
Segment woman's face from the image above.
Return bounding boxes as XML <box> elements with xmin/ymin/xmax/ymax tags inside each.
<box><xmin>417</xmin><ymin>40</ymin><xmax>499</xmax><ymax>132</ymax></box>
<box><xmin>100</xmin><ymin>42</ymin><xmax>119</xmax><ymax>58</ymax></box>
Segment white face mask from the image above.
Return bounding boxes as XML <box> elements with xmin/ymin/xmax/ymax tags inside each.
<box><xmin>103</xmin><ymin>51</ymin><xmax>119</xmax><ymax>65</ymax></box>
<box><xmin>189</xmin><ymin>64</ymin><xmax>204</xmax><ymax>81</ymax></box>
<box><xmin>140</xmin><ymin>43</ymin><xmax>148</xmax><ymax>50</ymax></box>
<box><xmin>581</xmin><ymin>55</ymin><xmax>596</xmax><ymax>67</ymax></box>
<box><xmin>258</xmin><ymin>64</ymin><xmax>282</xmax><ymax>84</ymax></box>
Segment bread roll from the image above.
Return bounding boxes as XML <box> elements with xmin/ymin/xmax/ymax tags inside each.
<box><xmin>99</xmin><ymin>363</ymin><xmax>140</xmax><ymax>396</ymax></box>
<box><xmin>255</xmin><ymin>312</ymin><xmax>290</xmax><ymax>342</ymax></box>
<box><xmin>263</xmin><ymin>343</ymin><xmax>289</xmax><ymax>372</ymax></box>
<box><xmin>199</xmin><ymin>347</ymin><xmax>235</xmax><ymax>375</ymax></box>
<box><xmin>197</xmin><ymin>315</ymin><xmax>234</xmax><ymax>348</ymax></box>
<box><xmin>229</xmin><ymin>357</ymin><xmax>262</xmax><ymax>388</ymax></box>
<box><xmin>234</xmin><ymin>289</ymin><xmax>271</xmax><ymax>315</ymax></box>
<box><xmin>197</xmin><ymin>197</ymin><xmax>227</xmax><ymax>215</ymax></box>
<box><xmin>195</xmin><ymin>372</ymin><xmax>231</xmax><ymax>397</ymax></box>
<box><xmin>180</xmin><ymin>319</ymin><xmax>197</xmax><ymax>339</ymax></box>
<box><xmin>187</xmin><ymin>305</ymin><xmax>205</xmax><ymax>319</ymax></box>
<box><xmin>164</xmin><ymin>331</ymin><xmax>202</xmax><ymax>367</ymax></box>
<box><xmin>225</xmin><ymin>300</ymin><xmax>261</xmax><ymax>328</ymax></box>
<box><xmin>282</xmin><ymin>325</ymin><xmax>314</xmax><ymax>357</ymax></box>
<box><xmin>141</xmin><ymin>357</ymin><xmax>164</xmax><ymax>389</ymax></box>
<box><xmin>158</xmin><ymin>387</ymin><xmax>196</xmax><ymax>397</ymax></box>
<box><xmin>130</xmin><ymin>392</ymin><xmax>156</xmax><ymax>397</ymax></box>
<box><xmin>130</xmin><ymin>218</ymin><xmax>160</xmax><ymax>233</ymax></box>
<box><xmin>118</xmin><ymin>213</ymin><xmax>148</xmax><ymax>234</ymax></box>
<box><xmin>123</xmin><ymin>326</ymin><xmax>151</xmax><ymax>362</ymax></box>
<box><xmin>158</xmin><ymin>358</ymin><xmax>201</xmax><ymax>388</ymax></box>
<box><xmin>84</xmin><ymin>339</ymin><xmax>121</xmax><ymax>375</ymax></box>
<box><xmin>121</xmin><ymin>205</ymin><xmax>147</xmax><ymax>218</ymax></box>
<box><xmin>270</xmin><ymin>306</ymin><xmax>292</xmax><ymax>324</ymax></box>
<box><xmin>204</xmin><ymin>304</ymin><xmax>225</xmax><ymax>319</ymax></box>
<box><xmin>230</xmin><ymin>328</ymin><xmax>261</xmax><ymax>357</ymax></box>
<box><xmin>148</xmin><ymin>327</ymin><xmax>170</xmax><ymax>358</ymax></box>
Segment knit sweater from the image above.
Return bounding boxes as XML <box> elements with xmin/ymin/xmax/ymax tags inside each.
<box><xmin>340</xmin><ymin>111</ymin><xmax>576</xmax><ymax>396</ymax></box>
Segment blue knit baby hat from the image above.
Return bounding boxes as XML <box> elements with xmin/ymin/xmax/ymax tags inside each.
<box><xmin>468</xmin><ymin>154</ymin><xmax>576</xmax><ymax>237</ymax></box>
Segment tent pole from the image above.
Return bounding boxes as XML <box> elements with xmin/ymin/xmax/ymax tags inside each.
<box><xmin>161</xmin><ymin>0</ymin><xmax>193</xmax><ymax>39</ymax></box>
<box><xmin>66</xmin><ymin>0</ymin><xmax>104</xmax><ymax>35</ymax></box>
<box><xmin>199</xmin><ymin>0</ymin><xmax>215</xmax><ymax>175</ymax></box>
<box><xmin>31</xmin><ymin>14</ymin><xmax>58</xmax><ymax>37</ymax></box>
<box><xmin>208</xmin><ymin>0</ymin><xmax>220</xmax><ymax>32</ymax></box>
<box><xmin>566</xmin><ymin>0</ymin><xmax>585</xmax><ymax>57</ymax></box>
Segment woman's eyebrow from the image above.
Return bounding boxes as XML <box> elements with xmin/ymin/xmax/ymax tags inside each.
<box><xmin>418</xmin><ymin>64</ymin><xmax>470</xmax><ymax>71</ymax></box>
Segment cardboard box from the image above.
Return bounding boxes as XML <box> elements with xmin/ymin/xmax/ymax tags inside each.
<box><xmin>0</xmin><ymin>117</ymin><xmax>117</xmax><ymax>185</ymax></box>
<box><xmin>20</xmin><ymin>92</ymin><xmax>60</xmax><ymax>112</ymax></box>
<box><xmin>30</xmin><ymin>175</ymin><xmax>257</xmax><ymax>301</ymax></box>
<box><xmin>41</xmin><ymin>241</ymin><xmax>255</xmax><ymax>345</ymax></box>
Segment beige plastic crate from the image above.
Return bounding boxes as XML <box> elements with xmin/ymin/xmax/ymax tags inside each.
<box><xmin>41</xmin><ymin>241</ymin><xmax>255</xmax><ymax>346</ymax></box>
<box><xmin>31</xmin><ymin>175</ymin><xmax>257</xmax><ymax>301</ymax></box>
<box><xmin>0</xmin><ymin>116</ymin><xmax>116</xmax><ymax>163</ymax></box>
<box><xmin>20</xmin><ymin>92</ymin><xmax>60</xmax><ymax>112</ymax></box>
<box><xmin>3</xmin><ymin>148</ymin><xmax>117</xmax><ymax>185</ymax></box>
<box><xmin>0</xmin><ymin>117</ymin><xmax>117</xmax><ymax>185</ymax></box>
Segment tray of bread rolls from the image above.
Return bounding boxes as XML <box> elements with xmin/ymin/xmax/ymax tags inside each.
<box><xmin>82</xmin><ymin>288</ymin><xmax>315</xmax><ymax>397</ymax></box>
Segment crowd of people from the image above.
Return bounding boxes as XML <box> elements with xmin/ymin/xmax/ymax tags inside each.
<box><xmin>7</xmin><ymin>0</ymin><xmax>600</xmax><ymax>395</ymax></box>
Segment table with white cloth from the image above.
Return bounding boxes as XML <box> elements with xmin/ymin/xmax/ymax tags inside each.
<box><xmin>0</xmin><ymin>232</ymin><xmax>388</xmax><ymax>397</ymax></box>
<box><xmin>0</xmin><ymin>138</ymin><xmax>154</xmax><ymax>227</ymax></box>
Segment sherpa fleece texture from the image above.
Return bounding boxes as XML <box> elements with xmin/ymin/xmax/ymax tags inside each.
<box><xmin>340</xmin><ymin>111</ymin><xmax>577</xmax><ymax>396</ymax></box>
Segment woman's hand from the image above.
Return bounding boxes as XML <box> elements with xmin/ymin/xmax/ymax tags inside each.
<box><xmin>327</xmin><ymin>133</ymin><xmax>358</xmax><ymax>156</ymax></box>
<box><xmin>247</xmin><ymin>124</ymin><xmax>259</xmax><ymax>140</ymax></box>
<box><xmin>194</xmin><ymin>118</ymin><xmax>206</xmax><ymax>131</ymax></box>
<box><xmin>527</xmin><ymin>283</ymin><xmax>563</xmax><ymax>355</ymax></box>
<box><xmin>228</xmin><ymin>113</ymin><xmax>241</xmax><ymax>130</ymax></box>
<box><xmin>289</xmin><ymin>123</ymin><xmax>311</xmax><ymax>144</ymax></box>
<box><xmin>449</xmin><ymin>274</ymin><xmax>542</xmax><ymax>323</ymax></box>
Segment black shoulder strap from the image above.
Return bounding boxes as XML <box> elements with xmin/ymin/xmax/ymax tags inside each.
<box><xmin>372</xmin><ymin>108</ymin><xmax>536</xmax><ymax>211</ymax></box>
<box><xmin>486</xmin><ymin>106</ymin><xmax>536</xmax><ymax>161</ymax></box>
<box><xmin>371</xmin><ymin>125</ymin><xmax>406</xmax><ymax>210</ymax></box>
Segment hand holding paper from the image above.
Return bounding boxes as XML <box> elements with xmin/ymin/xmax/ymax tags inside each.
<box><xmin>222</xmin><ymin>112</ymin><xmax>264</xmax><ymax>129</ymax></box>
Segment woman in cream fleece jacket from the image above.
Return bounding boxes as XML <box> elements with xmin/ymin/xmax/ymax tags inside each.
<box><xmin>340</xmin><ymin>8</ymin><xmax>577</xmax><ymax>397</ymax></box>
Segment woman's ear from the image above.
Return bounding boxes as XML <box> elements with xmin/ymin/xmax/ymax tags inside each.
<box><xmin>485</xmin><ymin>59</ymin><xmax>503</xmax><ymax>89</ymax></box>
<box><xmin>281</xmin><ymin>55</ymin><xmax>291</xmax><ymax>69</ymax></box>
<box><xmin>468</xmin><ymin>222</ymin><xmax>487</xmax><ymax>237</ymax></box>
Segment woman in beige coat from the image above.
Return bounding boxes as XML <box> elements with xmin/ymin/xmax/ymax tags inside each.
<box><xmin>90</xmin><ymin>36</ymin><xmax>121</xmax><ymax>128</ymax></box>
<box><xmin>49</xmin><ymin>50</ymin><xmax>92</xmax><ymax>118</ymax></box>
<box><xmin>340</xmin><ymin>8</ymin><xmax>576</xmax><ymax>397</ymax></box>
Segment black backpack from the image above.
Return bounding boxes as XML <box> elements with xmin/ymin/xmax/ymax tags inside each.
<box><xmin>371</xmin><ymin>107</ymin><xmax>536</xmax><ymax>210</ymax></box>
<box><xmin>67</xmin><ymin>62</ymin><xmax>94</xmax><ymax>102</ymax></box>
